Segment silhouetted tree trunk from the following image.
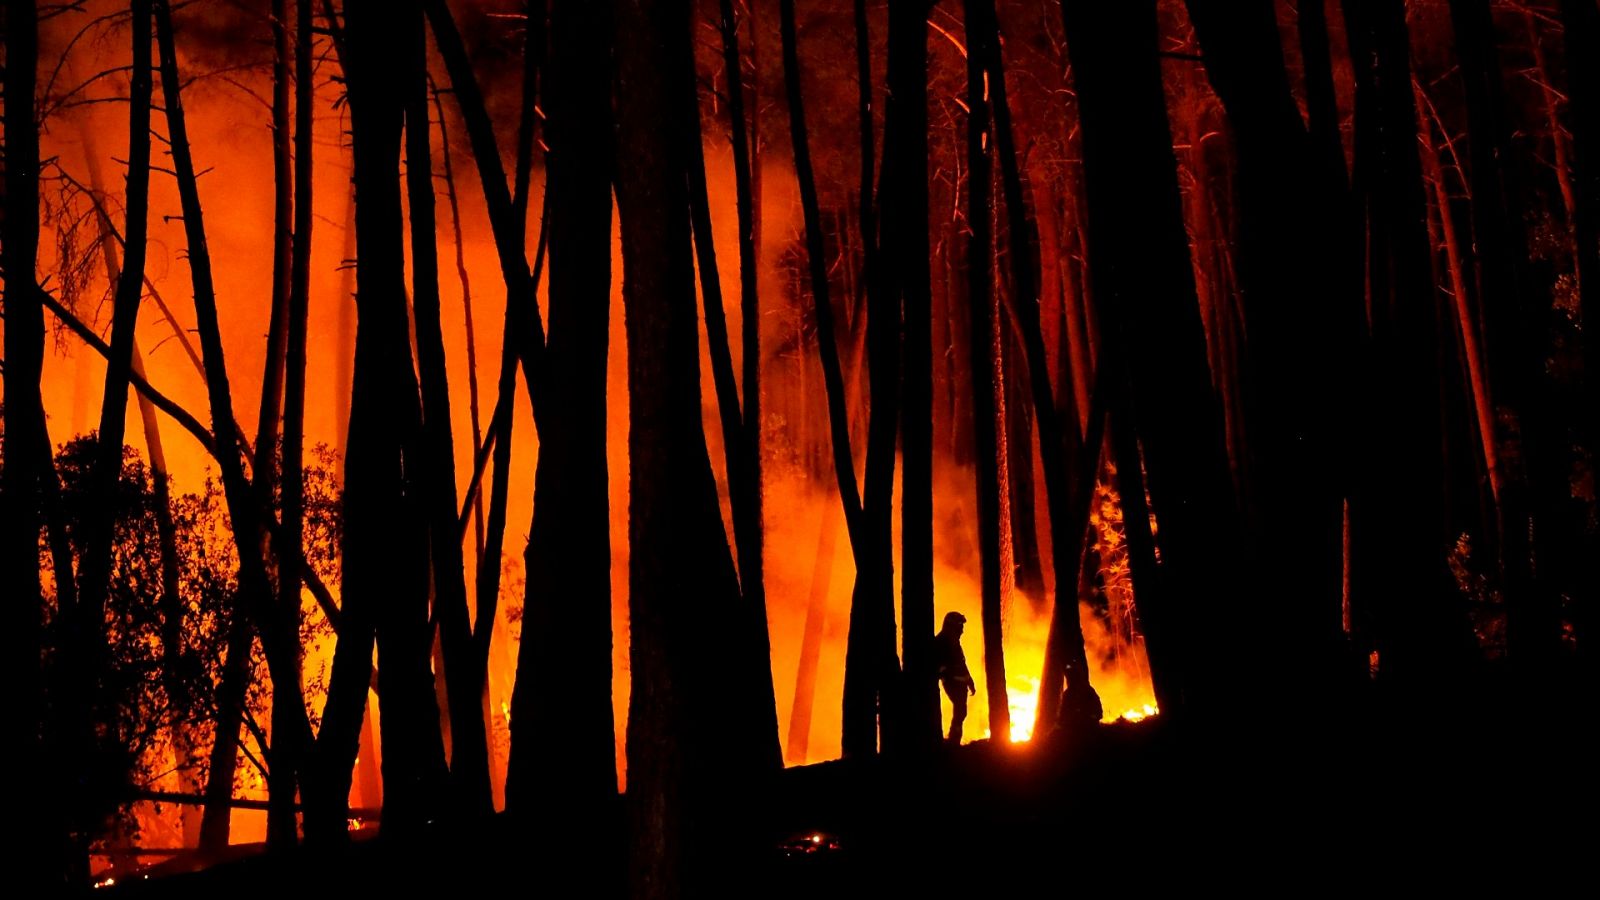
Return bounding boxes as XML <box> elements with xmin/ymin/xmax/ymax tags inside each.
<box><xmin>153</xmin><ymin>0</ymin><xmax>316</xmax><ymax>847</ymax></box>
<box><xmin>3</xmin><ymin>2</ymin><xmax>57</xmax><ymax>886</ymax></box>
<box><xmin>889</xmin><ymin>0</ymin><xmax>940</xmax><ymax>750</ymax></box>
<box><xmin>350</xmin><ymin>0</ymin><xmax>450</xmax><ymax>835</ymax></box>
<box><xmin>274</xmin><ymin>0</ymin><xmax>316</xmax><ymax>839</ymax></box>
<box><xmin>616</xmin><ymin>0</ymin><xmax>755</xmax><ymax>892</ymax></box>
<box><xmin>401</xmin><ymin>0</ymin><xmax>490</xmax><ymax>819</ymax></box>
<box><xmin>963</xmin><ymin>0</ymin><xmax>1010</xmax><ymax>744</ymax></box>
<box><xmin>68</xmin><ymin>1</ymin><xmax>153</xmax><ymax>876</ymax></box>
<box><xmin>1061</xmin><ymin>0</ymin><xmax>1241</xmax><ymax>716</ymax></box>
<box><xmin>199</xmin><ymin>613</ymin><xmax>252</xmax><ymax>852</ymax></box>
<box><xmin>1185</xmin><ymin>0</ymin><xmax>1345</xmax><ymax>701</ymax></box>
<box><xmin>432</xmin><ymin>82</ymin><xmax>486</xmax><ymax>560</ymax></box>
<box><xmin>1342</xmin><ymin>0</ymin><xmax>1467</xmax><ymax>690</ymax></box>
<box><xmin>1559</xmin><ymin>0</ymin><xmax>1599</xmax><ymax>673</ymax></box>
<box><xmin>780</xmin><ymin>0</ymin><xmax>896</xmax><ymax>755</ymax></box>
<box><xmin>80</xmin><ymin>137</ymin><xmax>200</xmax><ymax>843</ymax></box>
<box><xmin>506</xmin><ymin>0</ymin><xmax>619</xmax><ymax>835</ymax></box>
<box><xmin>1448</xmin><ymin>0</ymin><xmax>1565</xmax><ymax>683</ymax></box>
<box><xmin>688</xmin><ymin>0</ymin><xmax>780</xmax><ymax>772</ymax></box>
<box><xmin>253</xmin><ymin>0</ymin><xmax>294</xmax><ymax>505</ymax></box>
<box><xmin>973</xmin><ymin>0</ymin><xmax>1099</xmax><ymax>732</ymax></box>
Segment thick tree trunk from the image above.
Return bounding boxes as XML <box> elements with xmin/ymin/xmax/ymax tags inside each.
<box><xmin>615</xmin><ymin>0</ymin><xmax>757</xmax><ymax>892</ymax></box>
<box><xmin>1185</xmin><ymin>0</ymin><xmax>1346</xmax><ymax>703</ymax></box>
<box><xmin>341</xmin><ymin>0</ymin><xmax>449</xmax><ymax>836</ymax></box>
<box><xmin>506</xmin><ymin>0</ymin><xmax>619</xmax><ymax>835</ymax></box>
<box><xmin>1558</xmin><ymin>0</ymin><xmax>1599</xmax><ymax>676</ymax></box>
<box><xmin>153</xmin><ymin>0</ymin><xmax>315</xmax><ymax>847</ymax></box>
<box><xmin>1061</xmin><ymin>0</ymin><xmax>1241</xmax><ymax>716</ymax></box>
<box><xmin>963</xmin><ymin>0</ymin><xmax>1010</xmax><ymax>744</ymax></box>
<box><xmin>2</xmin><ymin>2</ymin><xmax>59</xmax><ymax>886</ymax></box>
<box><xmin>1448</xmin><ymin>0</ymin><xmax>1565</xmax><ymax>684</ymax></box>
<box><xmin>889</xmin><ymin>0</ymin><xmax>940</xmax><ymax>750</ymax></box>
<box><xmin>1342</xmin><ymin>0</ymin><xmax>1467</xmax><ymax>690</ymax></box>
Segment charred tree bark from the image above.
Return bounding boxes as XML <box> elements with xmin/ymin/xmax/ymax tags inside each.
<box><xmin>963</xmin><ymin>0</ymin><xmax>1011</xmax><ymax>744</ymax></box>
<box><xmin>889</xmin><ymin>0</ymin><xmax>940</xmax><ymax>750</ymax></box>
<box><xmin>506</xmin><ymin>0</ymin><xmax>619</xmax><ymax>833</ymax></box>
<box><xmin>153</xmin><ymin>0</ymin><xmax>316</xmax><ymax>848</ymax></box>
<box><xmin>401</xmin><ymin>0</ymin><xmax>490</xmax><ymax>818</ymax></box>
<box><xmin>1061</xmin><ymin>0</ymin><xmax>1241</xmax><ymax>716</ymax></box>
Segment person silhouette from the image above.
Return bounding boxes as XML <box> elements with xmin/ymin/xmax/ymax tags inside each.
<box><xmin>934</xmin><ymin>611</ymin><xmax>976</xmax><ymax>743</ymax></box>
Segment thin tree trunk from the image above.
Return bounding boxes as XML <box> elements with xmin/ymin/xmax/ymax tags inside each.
<box><xmin>253</xmin><ymin>0</ymin><xmax>295</xmax><ymax>503</ymax></box>
<box><xmin>506</xmin><ymin>0</ymin><xmax>619</xmax><ymax>836</ymax></box>
<box><xmin>963</xmin><ymin>0</ymin><xmax>1010</xmax><ymax>744</ymax></box>
<box><xmin>432</xmin><ymin>82</ymin><xmax>487</xmax><ymax>561</ymax></box>
<box><xmin>512</xmin><ymin>0</ymin><xmax>545</xmax><ymax>246</ymax></box>
<box><xmin>272</xmin><ymin>0</ymin><xmax>316</xmax><ymax>842</ymax></box>
<box><xmin>976</xmin><ymin>0</ymin><xmax>1099</xmax><ymax>729</ymax></box>
<box><xmin>154</xmin><ymin>0</ymin><xmax>316</xmax><ymax>848</ymax></box>
<box><xmin>69</xmin><ymin>1</ymin><xmax>153</xmax><ymax>876</ymax></box>
<box><xmin>198</xmin><ymin>614</ymin><xmax>252</xmax><ymax>852</ymax></box>
<box><xmin>402</xmin><ymin>1</ymin><xmax>490</xmax><ymax>819</ymax></box>
<box><xmin>782</xmin><ymin>0</ymin><xmax>898</xmax><ymax>760</ymax></box>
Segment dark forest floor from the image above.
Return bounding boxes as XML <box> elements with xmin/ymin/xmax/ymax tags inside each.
<box><xmin>101</xmin><ymin>687</ymin><xmax>1593</xmax><ymax>897</ymax></box>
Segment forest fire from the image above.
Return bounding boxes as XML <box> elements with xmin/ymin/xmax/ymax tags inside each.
<box><xmin>5</xmin><ymin>0</ymin><xmax>1592</xmax><ymax>893</ymax></box>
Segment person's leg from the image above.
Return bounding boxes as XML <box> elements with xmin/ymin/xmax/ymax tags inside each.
<box><xmin>949</xmin><ymin>689</ymin><xmax>966</xmax><ymax>744</ymax></box>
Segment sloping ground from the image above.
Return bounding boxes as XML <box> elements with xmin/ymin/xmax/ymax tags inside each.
<box><xmin>101</xmin><ymin>701</ymin><xmax>1591</xmax><ymax>897</ymax></box>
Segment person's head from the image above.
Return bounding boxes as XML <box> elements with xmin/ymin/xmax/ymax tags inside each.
<box><xmin>941</xmin><ymin>611</ymin><xmax>966</xmax><ymax>637</ymax></box>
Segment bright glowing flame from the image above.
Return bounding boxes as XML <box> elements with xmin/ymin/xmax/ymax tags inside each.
<box><xmin>1120</xmin><ymin>704</ymin><xmax>1159</xmax><ymax>723</ymax></box>
<box><xmin>1008</xmin><ymin>672</ymin><xmax>1040</xmax><ymax>742</ymax></box>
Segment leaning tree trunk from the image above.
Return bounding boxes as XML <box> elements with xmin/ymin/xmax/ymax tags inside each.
<box><xmin>1060</xmin><ymin>0</ymin><xmax>1243</xmax><ymax>717</ymax></box>
<box><xmin>506</xmin><ymin>0</ymin><xmax>619</xmax><ymax>838</ymax></box>
<box><xmin>401</xmin><ymin>0</ymin><xmax>490</xmax><ymax>819</ymax></box>
<box><xmin>779</xmin><ymin>0</ymin><xmax>871</xmax><ymax>756</ymax></box>
<box><xmin>615</xmin><ymin>0</ymin><xmax>760</xmax><ymax>893</ymax></box>
<box><xmin>963</xmin><ymin>0</ymin><xmax>1011</xmax><ymax>744</ymax></box>
<box><xmin>153</xmin><ymin>0</ymin><xmax>316</xmax><ymax>847</ymax></box>
<box><xmin>687</xmin><ymin>0</ymin><xmax>781</xmax><ymax>774</ymax></box>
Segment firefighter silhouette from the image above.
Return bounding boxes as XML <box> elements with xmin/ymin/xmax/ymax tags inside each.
<box><xmin>934</xmin><ymin>611</ymin><xmax>976</xmax><ymax>743</ymax></box>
